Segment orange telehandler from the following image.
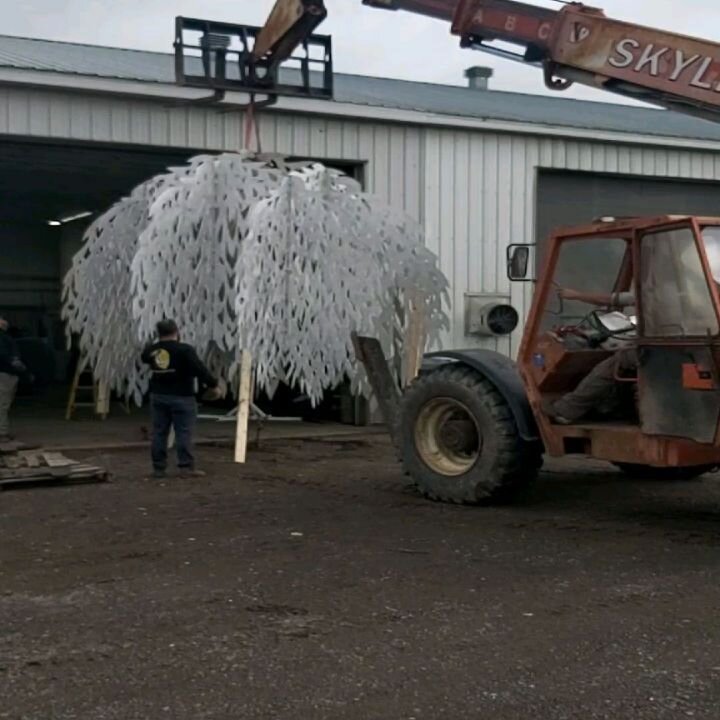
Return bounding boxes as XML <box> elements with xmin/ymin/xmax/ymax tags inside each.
<box><xmin>175</xmin><ymin>1</ymin><xmax>720</xmax><ymax>503</ymax></box>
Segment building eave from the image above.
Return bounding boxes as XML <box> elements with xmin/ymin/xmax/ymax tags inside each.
<box><xmin>0</xmin><ymin>66</ymin><xmax>718</xmax><ymax>153</ymax></box>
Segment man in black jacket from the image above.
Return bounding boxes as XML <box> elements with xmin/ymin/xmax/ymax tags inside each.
<box><xmin>0</xmin><ymin>315</ymin><xmax>26</xmax><ymax>441</ymax></box>
<box><xmin>142</xmin><ymin>319</ymin><xmax>219</xmax><ymax>478</ymax></box>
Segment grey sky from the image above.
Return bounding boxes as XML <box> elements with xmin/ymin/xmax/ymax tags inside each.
<box><xmin>7</xmin><ymin>0</ymin><xmax>719</xmax><ymax>104</ymax></box>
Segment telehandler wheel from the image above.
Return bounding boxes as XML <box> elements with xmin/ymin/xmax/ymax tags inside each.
<box><xmin>396</xmin><ymin>365</ymin><xmax>542</xmax><ymax>504</ymax></box>
<box><xmin>614</xmin><ymin>463</ymin><xmax>714</xmax><ymax>481</ymax></box>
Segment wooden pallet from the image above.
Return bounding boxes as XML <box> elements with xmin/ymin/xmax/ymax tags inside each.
<box><xmin>0</xmin><ymin>448</ymin><xmax>108</xmax><ymax>490</ymax></box>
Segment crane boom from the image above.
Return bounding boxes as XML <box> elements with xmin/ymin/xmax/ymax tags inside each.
<box><xmin>257</xmin><ymin>0</ymin><xmax>720</xmax><ymax>123</ymax></box>
<box><xmin>365</xmin><ymin>0</ymin><xmax>720</xmax><ymax>123</ymax></box>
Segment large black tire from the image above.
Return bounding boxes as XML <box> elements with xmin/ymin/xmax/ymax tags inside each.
<box><xmin>396</xmin><ymin>365</ymin><xmax>542</xmax><ymax>504</ymax></box>
<box><xmin>614</xmin><ymin>463</ymin><xmax>714</xmax><ymax>481</ymax></box>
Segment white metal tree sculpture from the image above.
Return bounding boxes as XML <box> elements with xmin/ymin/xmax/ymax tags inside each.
<box><xmin>63</xmin><ymin>153</ymin><xmax>449</xmax><ymax>408</ymax></box>
<box><xmin>237</xmin><ymin>164</ymin><xmax>449</xmax><ymax>405</ymax></box>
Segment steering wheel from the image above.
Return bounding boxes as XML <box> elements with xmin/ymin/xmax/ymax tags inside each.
<box><xmin>586</xmin><ymin>310</ymin><xmax>637</xmax><ymax>338</ymax></box>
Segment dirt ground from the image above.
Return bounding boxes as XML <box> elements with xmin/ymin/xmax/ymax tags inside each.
<box><xmin>3</xmin><ymin>436</ymin><xmax>720</xmax><ymax>720</ymax></box>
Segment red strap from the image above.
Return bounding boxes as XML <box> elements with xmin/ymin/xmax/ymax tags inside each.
<box><xmin>243</xmin><ymin>97</ymin><xmax>262</xmax><ymax>152</ymax></box>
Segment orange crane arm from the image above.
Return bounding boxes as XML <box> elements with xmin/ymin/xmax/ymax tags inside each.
<box><xmin>257</xmin><ymin>0</ymin><xmax>720</xmax><ymax>123</ymax></box>
<box><xmin>365</xmin><ymin>0</ymin><xmax>720</xmax><ymax>123</ymax></box>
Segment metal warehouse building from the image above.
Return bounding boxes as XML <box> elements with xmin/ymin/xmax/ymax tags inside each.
<box><xmin>4</xmin><ymin>33</ymin><xmax>720</xmax><ymax>375</ymax></box>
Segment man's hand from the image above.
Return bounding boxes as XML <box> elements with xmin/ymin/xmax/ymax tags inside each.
<box><xmin>201</xmin><ymin>378</ymin><xmax>227</xmax><ymax>402</ymax></box>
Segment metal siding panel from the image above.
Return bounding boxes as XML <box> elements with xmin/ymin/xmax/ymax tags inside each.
<box><xmin>423</xmin><ymin>129</ymin><xmax>441</xmax><ymax>263</ymax></box>
<box><xmin>452</xmin><ymin>131</ymin><xmax>470</xmax><ymax>348</ymax></box>
<box><xmin>110</xmin><ymin>102</ymin><xmax>131</xmax><ymax>144</ymax></box>
<box><xmin>629</xmin><ymin>147</ymin><xmax>644</xmax><ymax>175</ymax></box>
<box><xmin>309</xmin><ymin>118</ymin><xmax>328</xmax><ymax>158</ymax></box>
<box><xmin>641</xmin><ymin>148</ymin><xmax>656</xmax><ymax>175</ymax></box>
<box><xmin>467</xmin><ymin>135</ymin><xmax>484</xmax><ymax>297</ymax></box>
<box><xmin>128</xmin><ymin>102</ymin><xmax>151</xmax><ymax>145</ymax></box>
<box><xmin>691</xmin><ymin>153</ymin><xmax>704</xmax><ymax>178</ymax></box>
<box><xmin>358</xmin><ymin>124</ymin><xmax>374</xmax><ymax>192</ymax></box>
<box><xmin>223</xmin><ymin>113</ymin><xmax>241</xmax><ymax>151</ymax></box>
<box><xmin>28</xmin><ymin>93</ymin><xmax>49</xmax><ymax>136</ymax></box>
<box><xmin>539</xmin><ymin>138</ymin><xmax>553</xmax><ymax>167</ymax></box>
<box><xmin>149</xmin><ymin>106</ymin><xmax>169</xmax><ymax>147</ymax></box>
<box><xmin>273</xmin><ymin>115</ymin><xmax>293</xmax><ymax>155</ymax></box>
<box><xmin>7</xmin><ymin>89</ymin><xmax>29</xmax><ymax>135</ymax></box>
<box><xmin>292</xmin><ymin>116</ymin><xmax>312</xmax><ymax>157</ymax></box>
<box><xmin>482</xmin><ymin>134</ymin><xmax>499</xmax><ymax>297</ymax></box>
<box><xmin>439</xmin><ymin>132</ymin><xmax>456</xmax><ymax>276</ymax></box>
<box><xmin>591</xmin><ymin>144</ymin><xmax>604</xmax><ymax>168</ymax></box>
<box><xmin>566</xmin><ymin>140</ymin><xmax>584</xmax><ymax>168</ymax></box>
<box><xmin>69</xmin><ymin>96</ymin><xmax>92</xmax><ymax>140</ymax></box>
<box><xmin>372</xmin><ymin>125</ymin><xmax>391</xmax><ymax>201</ymax></box>
<box><xmin>403</xmin><ymin>127</ymin><xmax>421</xmax><ymax>221</ymax></box>
<box><xmin>204</xmin><ymin>110</ymin><xmax>224</xmax><ymax>150</ymax></box>
<box><xmin>389</xmin><ymin>126</ymin><xmax>405</xmax><ymax>209</ymax></box>
<box><xmin>187</xmin><ymin>108</ymin><xmax>207</xmax><ymax>149</ymax></box>
<box><xmin>579</xmin><ymin>142</ymin><xmax>593</xmax><ymax>171</ymax></box>
<box><xmin>168</xmin><ymin>109</ymin><xmax>189</xmax><ymax>148</ymax></box>
<box><xmin>0</xmin><ymin>89</ymin><xmax>9</xmax><ymax>134</ymax></box>
<box><xmin>551</xmin><ymin>139</ymin><xmax>566</xmax><ymax>168</ymax></box>
<box><xmin>325</xmin><ymin>119</ymin><xmax>343</xmax><ymax>159</ymax></box>
<box><xmin>48</xmin><ymin>93</ymin><xmax>70</xmax><ymax>138</ymax></box>
<box><xmin>603</xmin><ymin>144</ymin><xmax>619</xmax><ymax>173</ymax></box>
<box><xmin>90</xmin><ymin>100</ymin><xmax>112</xmax><ymax>142</ymax></box>
<box><xmin>655</xmin><ymin>149</ymin><xmax>668</xmax><ymax>176</ymax></box>
<box><xmin>703</xmin><ymin>154</ymin><xmax>716</xmax><ymax>180</ymax></box>
<box><xmin>618</xmin><ymin>146</ymin><xmax>631</xmax><ymax>174</ymax></box>
<box><xmin>341</xmin><ymin>122</ymin><xmax>359</xmax><ymax>159</ymax></box>
<box><xmin>667</xmin><ymin>150</ymin><xmax>681</xmax><ymax>177</ymax></box>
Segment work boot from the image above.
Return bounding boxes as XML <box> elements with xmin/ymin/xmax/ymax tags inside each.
<box><xmin>179</xmin><ymin>468</ymin><xmax>206</xmax><ymax>478</ymax></box>
<box><xmin>147</xmin><ymin>469</ymin><xmax>166</xmax><ymax>480</ymax></box>
<box><xmin>541</xmin><ymin>398</ymin><xmax>573</xmax><ymax>425</ymax></box>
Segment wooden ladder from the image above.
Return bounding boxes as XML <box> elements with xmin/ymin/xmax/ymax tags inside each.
<box><xmin>66</xmin><ymin>356</ymin><xmax>110</xmax><ymax>420</ymax></box>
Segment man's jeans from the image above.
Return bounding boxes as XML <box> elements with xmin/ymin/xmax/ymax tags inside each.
<box><xmin>554</xmin><ymin>348</ymin><xmax>638</xmax><ymax>423</ymax></box>
<box><xmin>0</xmin><ymin>372</ymin><xmax>18</xmax><ymax>438</ymax></box>
<box><xmin>150</xmin><ymin>394</ymin><xmax>197</xmax><ymax>471</ymax></box>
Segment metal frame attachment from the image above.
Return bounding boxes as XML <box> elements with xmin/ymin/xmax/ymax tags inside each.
<box><xmin>174</xmin><ymin>16</ymin><xmax>333</xmax><ymax>107</ymax></box>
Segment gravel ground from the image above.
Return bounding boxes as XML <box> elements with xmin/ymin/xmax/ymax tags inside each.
<box><xmin>3</xmin><ymin>436</ymin><xmax>720</xmax><ymax>719</ymax></box>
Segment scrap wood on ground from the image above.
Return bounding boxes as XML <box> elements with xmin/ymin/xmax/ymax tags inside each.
<box><xmin>0</xmin><ymin>442</ymin><xmax>108</xmax><ymax>490</ymax></box>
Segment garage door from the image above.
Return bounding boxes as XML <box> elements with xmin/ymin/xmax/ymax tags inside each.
<box><xmin>536</xmin><ymin>170</ymin><xmax>720</xmax><ymax>271</ymax></box>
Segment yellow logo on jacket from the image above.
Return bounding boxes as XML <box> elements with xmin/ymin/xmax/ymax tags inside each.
<box><xmin>153</xmin><ymin>349</ymin><xmax>171</xmax><ymax>370</ymax></box>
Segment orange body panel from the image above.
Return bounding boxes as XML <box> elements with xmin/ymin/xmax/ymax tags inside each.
<box><xmin>449</xmin><ymin>1</ymin><xmax>720</xmax><ymax>119</ymax></box>
<box><xmin>682</xmin><ymin>364</ymin><xmax>716</xmax><ymax>391</ymax></box>
<box><xmin>519</xmin><ymin>216</ymin><xmax>720</xmax><ymax>468</ymax></box>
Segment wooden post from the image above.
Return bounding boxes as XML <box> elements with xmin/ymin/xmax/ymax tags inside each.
<box><xmin>402</xmin><ymin>290</ymin><xmax>427</xmax><ymax>388</ymax></box>
<box><xmin>234</xmin><ymin>350</ymin><xmax>253</xmax><ymax>464</ymax></box>
<box><xmin>95</xmin><ymin>381</ymin><xmax>110</xmax><ymax>420</ymax></box>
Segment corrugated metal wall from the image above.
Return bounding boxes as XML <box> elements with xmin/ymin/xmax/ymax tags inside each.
<box><xmin>3</xmin><ymin>86</ymin><xmax>720</xmax><ymax>356</ymax></box>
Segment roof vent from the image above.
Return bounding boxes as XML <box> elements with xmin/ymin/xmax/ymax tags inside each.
<box><xmin>465</xmin><ymin>66</ymin><xmax>494</xmax><ymax>91</ymax></box>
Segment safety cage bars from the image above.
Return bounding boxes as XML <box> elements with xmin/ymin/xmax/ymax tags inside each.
<box><xmin>174</xmin><ymin>16</ymin><xmax>333</xmax><ymax>106</ymax></box>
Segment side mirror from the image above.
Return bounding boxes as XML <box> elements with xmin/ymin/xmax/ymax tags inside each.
<box><xmin>507</xmin><ymin>244</ymin><xmax>532</xmax><ymax>281</ymax></box>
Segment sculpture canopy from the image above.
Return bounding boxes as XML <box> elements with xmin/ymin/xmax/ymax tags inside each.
<box><xmin>62</xmin><ymin>153</ymin><xmax>449</xmax><ymax>406</ymax></box>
